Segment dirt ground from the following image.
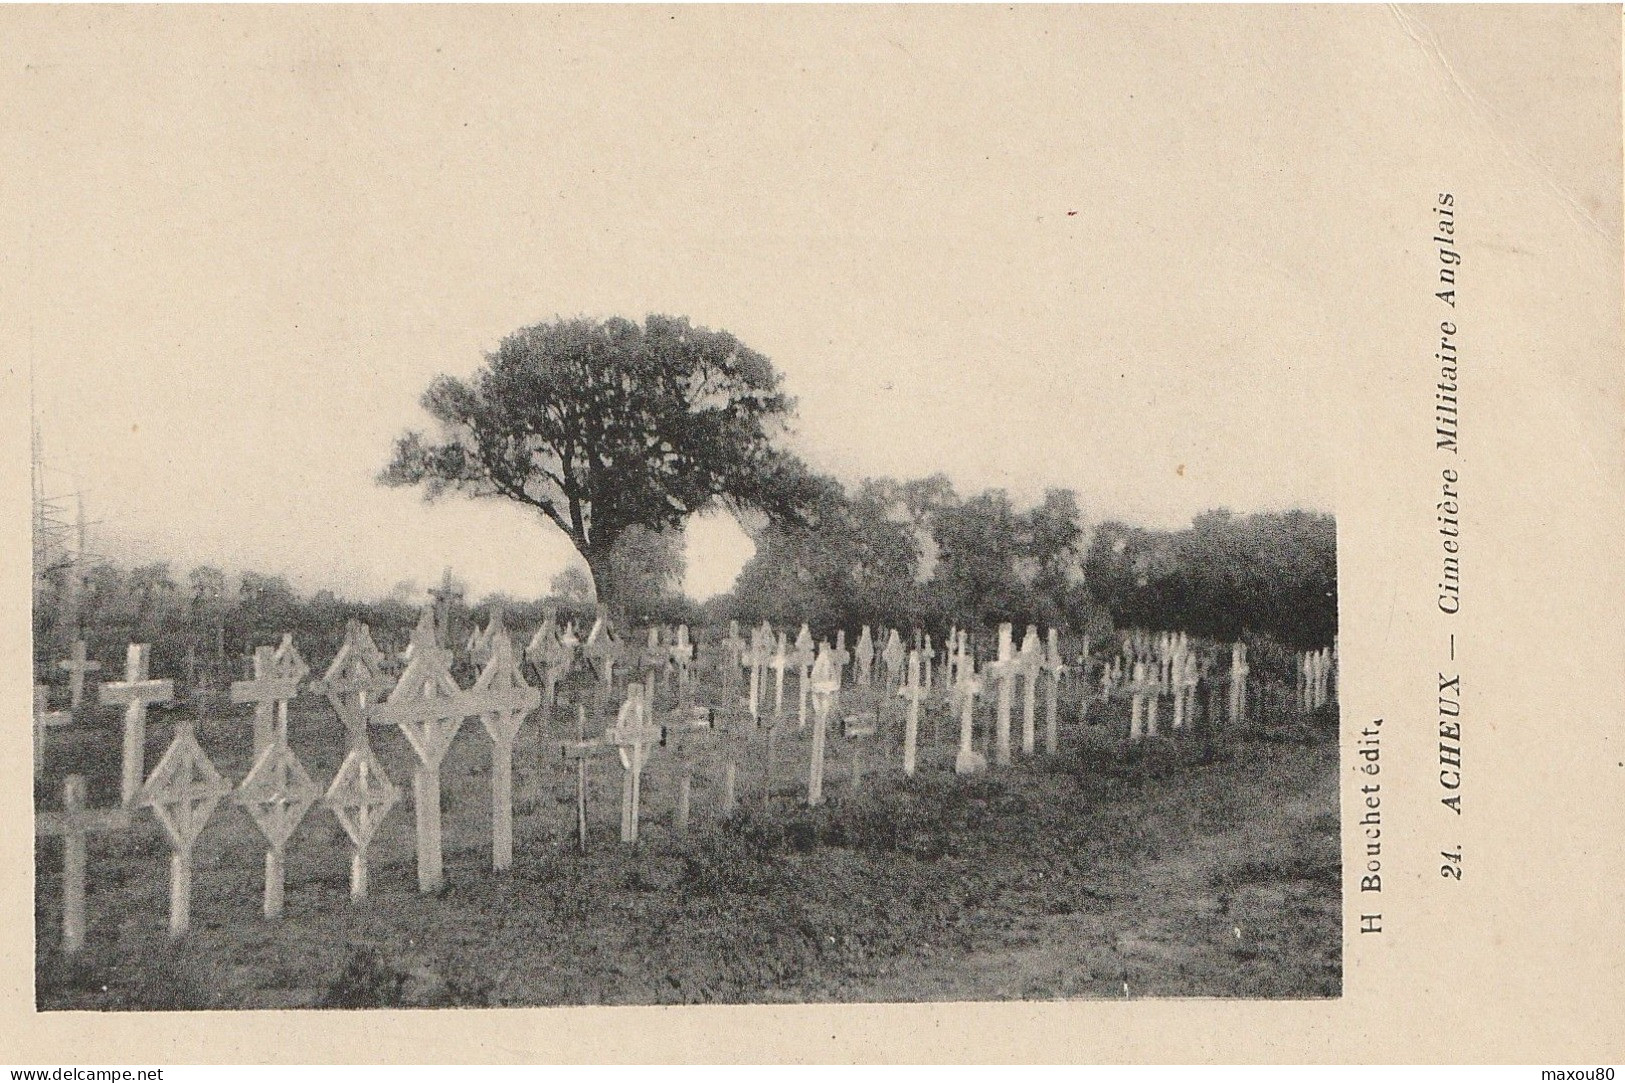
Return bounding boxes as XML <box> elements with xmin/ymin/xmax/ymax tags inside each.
<box><xmin>35</xmin><ymin>670</ymin><xmax>1340</xmax><ymax>1008</ymax></box>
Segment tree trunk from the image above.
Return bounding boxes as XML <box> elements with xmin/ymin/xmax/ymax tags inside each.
<box><xmin>582</xmin><ymin>546</ymin><xmax>626</xmax><ymax>628</ymax></box>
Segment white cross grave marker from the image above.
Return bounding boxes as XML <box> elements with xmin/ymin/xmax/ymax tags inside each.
<box><xmin>882</xmin><ymin>629</ymin><xmax>905</xmax><ymax>693</ymax></box>
<box><xmin>231</xmin><ymin>645</ymin><xmax>303</xmax><ymax>759</ymax></box>
<box><xmin>138</xmin><ymin>718</ymin><xmax>233</xmax><ymax>937</ymax></box>
<box><xmin>466</xmin><ymin>620</ymin><xmax>540</xmax><ymax>871</ymax></box>
<box><xmin>57</xmin><ymin>639</ymin><xmax>101</xmax><ymax>712</ymax></box>
<box><xmin>603</xmin><ymin>687</ymin><xmax>664</xmax><ymax>845</ymax></box>
<box><xmin>1042</xmin><ymin>629</ymin><xmax>1070</xmax><ymax>755</ymax></box>
<box><xmin>898</xmin><ymin>649</ymin><xmax>925</xmax><ymax>777</ymax></box>
<box><xmin>806</xmin><ymin>645</ymin><xmax>838</xmax><ymax>806</ymax></box>
<box><xmin>99</xmin><ymin>644</ymin><xmax>175</xmax><ymax>806</ymax></box>
<box><xmin>315</xmin><ymin>620</ymin><xmax>394</xmax><ymax>752</ymax></box>
<box><xmin>234</xmin><ymin>730</ymin><xmax>320</xmax><ymax>918</ymax></box>
<box><xmin>36</xmin><ymin>774</ymin><xmax>130</xmax><ymax>955</ymax></box>
<box><xmin>1017</xmin><ymin>625</ymin><xmax>1043</xmax><ymax>756</ymax></box>
<box><xmin>323</xmin><ymin>743</ymin><xmax>399</xmax><ymax>899</ymax></box>
<box><xmin>369</xmin><ymin>622</ymin><xmax>469</xmax><ymax>893</ymax></box>
<box><xmin>985</xmin><ymin>624</ymin><xmax>1019</xmax><ymax>766</ymax></box>
<box><xmin>33</xmin><ymin>686</ymin><xmax>71</xmax><ymax>778</ymax></box>
<box><xmin>953</xmin><ymin>655</ymin><xmax>987</xmax><ymax>776</ymax></box>
<box><xmin>792</xmin><ymin>624</ymin><xmax>816</xmax><ymax>731</ymax></box>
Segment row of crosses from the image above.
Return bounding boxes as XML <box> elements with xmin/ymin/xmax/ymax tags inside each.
<box><xmin>35</xmin><ymin>612</ymin><xmax>1266</xmax><ymax>955</ymax></box>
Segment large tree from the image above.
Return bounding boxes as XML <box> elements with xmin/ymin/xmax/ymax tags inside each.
<box><xmin>381</xmin><ymin>314</ymin><xmax>814</xmax><ymax>609</ymax></box>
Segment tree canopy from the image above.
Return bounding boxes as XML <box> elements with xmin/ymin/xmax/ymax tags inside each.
<box><xmin>380</xmin><ymin>314</ymin><xmax>817</xmax><ymax>609</ymax></box>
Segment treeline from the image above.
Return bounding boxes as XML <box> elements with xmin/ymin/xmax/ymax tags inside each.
<box><xmin>712</xmin><ymin>474</ymin><xmax>1337</xmax><ymax>651</ymax></box>
<box><xmin>29</xmin><ymin>562</ymin><xmax>607</xmax><ymax>684</ymax></box>
<box><xmin>32</xmin><ymin>486</ymin><xmax>1335</xmax><ymax>682</ymax></box>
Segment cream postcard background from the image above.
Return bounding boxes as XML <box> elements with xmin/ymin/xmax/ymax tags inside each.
<box><xmin>0</xmin><ymin>4</ymin><xmax>1620</xmax><ymax>1063</ymax></box>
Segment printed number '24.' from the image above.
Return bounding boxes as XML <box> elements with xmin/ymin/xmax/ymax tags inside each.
<box><xmin>1440</xmin><ymin>847</ymin><xmax>1462</xmax><ymax>881</ymax></box>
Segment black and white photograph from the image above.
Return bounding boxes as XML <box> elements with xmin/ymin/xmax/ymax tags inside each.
<box><xmin>6</xmin><ymin>2</ymin><xmax>1621</xmax><ymax>1064</ymax></box>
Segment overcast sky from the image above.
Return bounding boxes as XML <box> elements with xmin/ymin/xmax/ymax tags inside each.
<box><xmin>12</xmin><ymin>7</ymin><xmax>1609</xmax><ymax>604</ymax></box>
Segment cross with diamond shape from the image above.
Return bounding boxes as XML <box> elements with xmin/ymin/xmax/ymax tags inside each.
<box><xmin>36</xmin><ymin>774</ymin><xmax>130</xmax><ymax>955</ymax></box>
<box><xmin>235</xmin><ymin>733</ymin><xmax>320</xmax><ymax>918</ymax></box>
<box><xmin>369</xmin><ymin>634</ymin><xmax>469</xmax><ymax>893</ymax></box>
<box><xmin>315</xmin><ymin>620</ymin><xmax>395</xmax><ymax>752</ymax></box>
<box><xmin>524</xmin><ymin>612</ymin><xmax>572</xmax><ymax>711</ymax></box>
<box><xmin>466</xmin><ymin>621</ymin><xmax>540</xmax><ymax>871</ymax></box>
<box><xmin>584</xmin><ymin>613</ymin><xmax>626</xmax><ymax>699</ymax></box>
<box><xmin>99</xmin><ymin>644</ymin><xmax>175</xmax><ymax>805</ymax></box>
<box><xmin>323</xmin><ymin>744</ymin><xmax>400</xmax><ymax>899</ymax></box>
<box><xmin>139</xmin><ymin>719</ymin><xmax>233</xmax><ymax>937</ymax></box>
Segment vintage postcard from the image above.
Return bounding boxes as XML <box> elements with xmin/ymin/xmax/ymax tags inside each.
<box><xmin>1</xmin><ymin>4</ymin><xmax>1620</xmax><ymax>1064</ymax></box>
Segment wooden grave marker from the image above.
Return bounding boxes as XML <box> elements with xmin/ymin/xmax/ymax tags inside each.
<box><xmin>1229</xmin><ymin>642</ymin><xmax>1250</xmax><ymax>727</ymax></box>
<box><xmin>33</xmin><ymin>685</ymin><xmax>72</xmax><ymax>777</ymax></box>
<box><xmin>234</xmin><ymin>731</ymin><xmax>320</xmax><ymax>918</ymax></box>
<box><xmin>792</xmin><ymin>624</ymin><xmax>816</xmax><ymax>731</ymax></box>
<box><xmin>560</xmin><ymin>704</ymin><xmax>612</xmax><ymax>853</ymax></box>
<box><xmin>742</xmin><ymin>624</ymin><xmax>775</xmax><ymax>723</ymax></box>
<box><xmin>1042</xmin><ymin>629</ymin><xmax>1071</xmax><ymax>755</ymax></box>
<box><xmin>369</xmin><ymin>623</ymin><xmax>469</xmax><ymax>893</ymax></box>
<box><xmin>898</xmin><ymin>649</ymin><xmax>925</xmax><ymax>776</ymax></box>
<box><xmin>36</xmin><ymin>775</ymin><xmax>131</xmax><ymax>955</ymax></box>
<box><xmin>829</xmin><ymin>630</ymin><xmax>850</xmax><ymax>716</ymax></box>
<box><xmin>670</xmin><ymin>624</ymin><xmax>694</xmax><ymax>707</ymax></box>
<box><xmin>467</xmin><ymin>620</ymin><xmax>541</xmax><ymax>871</ymax></box>
<box><xmin>1127</xmin><ymin>662</ymin><xmax>1164</xmax><ymax>742</ymax></box>
<box><xmin>428</xmin><ymin>567</ymin><xmax>464</xmax><ymax>649</ymax></box>
<box><xmin>882</xmin><ymin>629</ymin><xmax>905</xmax><ymax>693</ymax></box>
<box><xmin>1017</xmin><ymin>625</ymin><xmax>1043</xmax><ymax>756</ymax></box>
<box><xmin>721</xmin><ymin>620</ymin><xmax>747</xmax><ymax>700</ymax></box>
<box><xmin>985</xmin><ymin>624</ymin><xmax>1019</xmax><ymax>767</ymax></box>
<box><xmin>231</xmin><ymin>645</ymin><xmax>303</xmax><ymax>759</ymax></box>
<box><xmin>99</xmin><ymin>644</ymin><xmax>175</xmax><ymax>806</ymax></box>
<box><xmin>953</xmin><ymin>655</ymin><xmax>987</xmax><ymax>775</ymax></box>
<box><xmin>138</xmin><ymin>719</ymin><xmax>234</xmax><ymax>937</ymax></box>
<box><xmin>855</xmin><ymin>626</ymin><xmax>874</xmax><ymax>688</ymax></box>
<box><xmin>525</xmin><ymin>612</ymin><xmax>575</xmax><ymax>711</ymax></box>
<box><xmin>639</xmin><ymin>626</ymin><xmax>665</xmax><ymax>712</ymax></box>
<box><xmin>769</xmin><ymin>630</ymin><xmax>790</xmax><ymax>720</ymax></box>
<box><xmin>315</xmin><ymin>620</ymin><xmax>394</xmax><ymax>752</ymax></box>
<box><xmin>666</xmin><ymin>704</ymin><xmax>723</xmax><ymax>837</ymax></box>
<box><xmin>584</xmin><ymin>613</ymin><xmax>626</xmax><ymax>701</ymax></box>
<box><xmin>323</xmin><ymin>743</ymin><xmax>399</xmax><ymax>899</ymax></box>
<box><xmin>806</xmin><ymin>645</ymin><xmax>838</xmax><ymax>806</ymax></box>
<box><xmin>841</xmin><ymin>704</ymin><xmax>878</xmax><ymax>791</ymax></box>
<box><xmin>603</xmin><ymin>687</ymin><xmax>664</xmax><ymax>845</ymax></box>
<box><xmin>57</xmin><ymin>639</ymin><xmax>101</xmax><ymax>712</ymax></box>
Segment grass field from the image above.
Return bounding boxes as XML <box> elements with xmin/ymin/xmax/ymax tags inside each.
<box><xmin>35</xmin><ymin>669</ymin><xmax>1340</xmax><ymax>1008</ymax></box>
